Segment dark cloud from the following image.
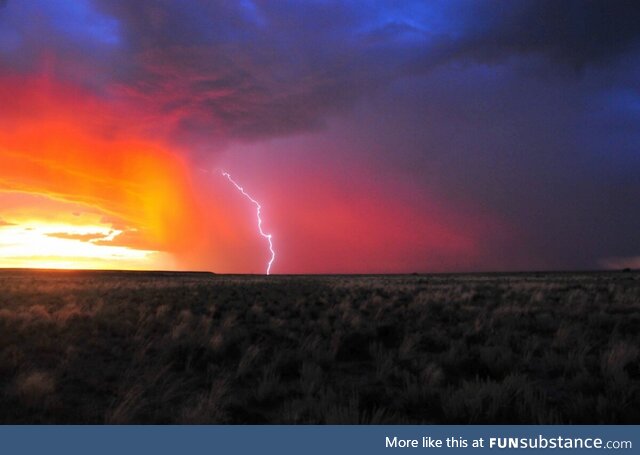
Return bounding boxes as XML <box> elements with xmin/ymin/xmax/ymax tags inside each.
<box><xmin>91</xmin><ymin>0</ymin><xmax>407</xmax><ymax>144</ymax></box>
<box><xmin>442</xmin><ymin>0</ymin><xmax>640</xmax><ymax>70</ymax></box>
<box><xmin>90</xmin><ymin>0</ymin><xmax>640</xmax><ymax>147</ymax></box>
<box><xmin>0</xmin><ymin>218</ymin><xmax>15</xmax><ymax>226</ymax></box>
<box><xmin>6</xmin><ymin>1</ymin><xmax>639</xmax><ymax>145</ymax></box>
<box><xmin>2</xmin><ymin>0</ymin><xmax>639</xmax><ymax>147</ymax></box>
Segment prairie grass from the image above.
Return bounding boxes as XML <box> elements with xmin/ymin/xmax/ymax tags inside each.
<box><xmin>0</xmin><ymin>269</ymin><xmax>639</xmax><ymax>423</ymax></box>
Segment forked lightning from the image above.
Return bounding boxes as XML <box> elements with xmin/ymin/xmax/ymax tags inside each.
<box><xmin>221</xmin><ymin>171</ymin><xmax>275</xmax><ymax>275</ymax></box>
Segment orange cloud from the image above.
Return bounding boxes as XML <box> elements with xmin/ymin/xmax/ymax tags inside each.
<box><xmin>45</xmin><ymin>232</ymin><xmax>111</xmax><ymax>242</ymax></box>
<box><xmin>0</xmin><ymin>75</ymin><xmax>202</xmax><ymax>269</ymax></box>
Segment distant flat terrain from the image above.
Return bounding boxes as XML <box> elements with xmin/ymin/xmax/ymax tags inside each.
<box><xmin>0</xmin><ymin>269</ymin><xmax>639</xmax><ymax>423</ymax></box>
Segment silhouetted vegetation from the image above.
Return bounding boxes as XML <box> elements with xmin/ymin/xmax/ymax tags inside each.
<box><xmin>0</xmin><ymin>269</ymin><xmax>639</xmax><ymax>423</ymax></box>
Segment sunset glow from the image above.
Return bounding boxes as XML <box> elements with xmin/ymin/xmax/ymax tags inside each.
<box><xmin>0</xmin><ymin>76</ymin><xmax>197</xmax><ymax>270</ymax></box>
<box><xmin>1</xmin><ymin>1</ymin><xmax>638</xmax><ymax>272</ymax></box>
<box><xmin>0</xmin><ymin>222</ymin><xmax>164</xmax><ymax>270</ymax></box>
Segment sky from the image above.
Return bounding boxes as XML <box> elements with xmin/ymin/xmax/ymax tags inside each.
<box><xmin>0</xmin><ymin>0</ymin><xmax>639</xmax><ymax>273</ymax></box>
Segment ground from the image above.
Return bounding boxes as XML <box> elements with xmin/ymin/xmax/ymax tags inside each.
<box><xmin>0</xmin><ymin>269</ymin><xmax>638</xmax><ymax>423</ymax></box>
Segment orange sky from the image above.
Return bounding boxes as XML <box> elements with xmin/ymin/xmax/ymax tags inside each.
<box><xmin>0</xmin><ymin>75</ymin><xmax>205</xmax><ymax>270</ymax></box>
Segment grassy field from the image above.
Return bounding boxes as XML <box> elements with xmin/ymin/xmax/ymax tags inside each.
<box><xmin>0</xmin><ymin>269</ymin><xmax>638</xmax><ymax>424</ymax></box>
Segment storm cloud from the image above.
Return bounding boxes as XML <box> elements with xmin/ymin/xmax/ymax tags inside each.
<box><xmin>1</xmin><ymin>0</ymin><xmax>639</xmax><ymax>271</ymax></box>
<box><xmin>3</xmin><ymin>1</ymin><xmax>640</xmax><ymax>142</ymax></box>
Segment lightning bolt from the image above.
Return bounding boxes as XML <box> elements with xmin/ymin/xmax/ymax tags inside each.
<box><xmin>221</xmin><ymin>171</ymin><xmax>275</xmax><ymax>275</ymax></box>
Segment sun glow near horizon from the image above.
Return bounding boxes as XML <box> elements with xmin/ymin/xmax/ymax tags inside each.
<box><xmin>0</xmin><ymin>217</ymin><xmax>173</xmax><ymax>271</ymax></box>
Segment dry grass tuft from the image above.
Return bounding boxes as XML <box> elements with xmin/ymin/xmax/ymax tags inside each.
<box><xmin>0</xmin><ymin>270</ymin><xmax>639</xmax><ymax>423</ymax></box>
<box><xmin>15</xmin><ymin>371</ymin><xmax>56</xmax><ymax>406</ymax></box>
